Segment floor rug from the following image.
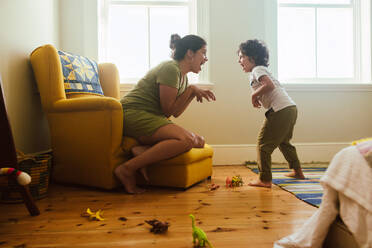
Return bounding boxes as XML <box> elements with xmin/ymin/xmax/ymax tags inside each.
<box><xmin>251</xmin><ymin>167</ymin><xmax>327</xmax><ymax>207</ymax></box>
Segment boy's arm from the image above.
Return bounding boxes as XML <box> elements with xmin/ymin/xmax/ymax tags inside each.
<box><xmin>251</xmin><ymin>75</ymin><xmax>275</xmax><ymax>108</ymax></box>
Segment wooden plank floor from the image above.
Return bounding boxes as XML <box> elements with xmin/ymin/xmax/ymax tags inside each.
<box><xmin>0</xmin><ymin>165</ymin><xmax>317</xmax><ymax>248</ymax></box>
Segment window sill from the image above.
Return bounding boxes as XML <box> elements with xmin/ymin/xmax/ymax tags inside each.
<box><xmin>119</xmin><ymin>82</ymin><xmax>215</xmax><ymax>95</ymax></box>
<box><xmin>120</xmin><ymin>84</ymin><xmax>135</xmax><ymax>95</ymax></box>
<box><xmin>283</xmin><ymin>83</ymin><xmax>372</xmax><ymax>92</ymax></box>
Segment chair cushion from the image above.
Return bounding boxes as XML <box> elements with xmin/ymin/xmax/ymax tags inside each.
<box><xmin>155</xmin><ymin>144</ymin><xmax>213</xmax><ymax>166</ymax></box>
<box><xmin>122</xmin><ymin>137</ymin><xmax>214</xmax><ymax>188</ymax></box>
<box><xmin>121</xmin><ymin>137</ymin><xmax>213</xmax><ymax>164</ymax></box>
<box><xmin>58</xmin><ymin>50</ymin><xmax>104</xmax><ymax>96</ymax></box>
<box><xmin>144</xmin><ymin>157</ymin><xmax>213</xmax><ymax>188</ymax></box>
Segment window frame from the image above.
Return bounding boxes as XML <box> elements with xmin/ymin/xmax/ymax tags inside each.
<box><xmin>98</xmin><ymin>0</ymin><xmax>212</xmax><ymax>89</ymax></box>
<box><xmin>276</xmin><ymin>0</ymin><xmax>372</xmax><ymax>86</ymax></box>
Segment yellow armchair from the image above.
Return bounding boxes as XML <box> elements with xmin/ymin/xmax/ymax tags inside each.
<box><xmin>30</xmin><ymin>44</ymin><xmax>125</xmax><ymax>189</ymax></box>
<box><xmin>30</xmin><ymin>44</ymin><xmax>213</xmax><ymax>190</ymax></box>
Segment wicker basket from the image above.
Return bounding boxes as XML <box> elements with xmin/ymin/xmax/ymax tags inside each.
<box><xmin>0</xmin><ymin>150</ymin><xmax>52</xmax><ymax>203</ymax></box>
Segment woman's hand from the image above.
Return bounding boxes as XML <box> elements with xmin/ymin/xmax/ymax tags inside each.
<box><xmin>191</xmin><ymin>85</ymin><xmax>216</xmax><ymax>103</ymax></box>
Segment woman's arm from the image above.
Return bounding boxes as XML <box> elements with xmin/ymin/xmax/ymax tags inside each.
<box><xmin>251</xmin><ymin>75</ymin><xmax>275</xmax><ymax>108</ymax></box>
<box><xmin>159</xmin><ymin>84</ymin><xmax>195</xmax><ymax>118</ymax></box>
<box><xmin>159</xmin><ymin>85</ymin><xmax>216</xmax><ymax>118</ymax></box>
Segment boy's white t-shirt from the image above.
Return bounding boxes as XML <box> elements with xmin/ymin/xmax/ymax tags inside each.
<box><xmin>249</xmin><ymin>66</ymin><xmax>295</xmax><ymax>112</ymax></box>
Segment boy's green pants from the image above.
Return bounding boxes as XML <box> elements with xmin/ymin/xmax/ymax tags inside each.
<box><xmin>257</xmin><ymin>105</ymin><xmax>301</xmax><ymax>182</ymax></box>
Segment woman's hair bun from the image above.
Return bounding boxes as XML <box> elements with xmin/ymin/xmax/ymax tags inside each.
<box><xmin>170</xmin><ymin>34</ymin><xmax>181</xmax><ymax>49</ymax></box>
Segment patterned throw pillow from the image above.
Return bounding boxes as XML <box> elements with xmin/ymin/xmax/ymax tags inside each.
<box><xmin>58</xmin><ymin>50</ymin><xmax>104</xmax><ymax>96</ymax></box>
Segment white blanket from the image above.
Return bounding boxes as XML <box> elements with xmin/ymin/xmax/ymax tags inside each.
<box><xmin>274</xmin><ymin>145</ymin><xmax>372</xmax><ymax>248</ymax></box>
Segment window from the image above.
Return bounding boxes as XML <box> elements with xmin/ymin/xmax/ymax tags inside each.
<box><xmin>98</xmin><ymin>0</ymin><xmax>207</xmax><ymax>84</ymax></box>
<box><xmin>277</xmin><ymin>0</ymin><xmax>371</xmax><ymax>84</ymax></box>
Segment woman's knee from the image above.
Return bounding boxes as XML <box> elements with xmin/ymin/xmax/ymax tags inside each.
<box><xmin>179</xmin><ymin>134</ymin><xmax>194</xmax><ymax>151</ymax></box>
<box><xmin>183</xmin><ymin>131</ymin><xmax>206</xmax><ymax>149</ymax></box>
<box><xmin>193</xmin><ymin>134</ymin><xmax>205</xmax><ymax>148</ymax></box>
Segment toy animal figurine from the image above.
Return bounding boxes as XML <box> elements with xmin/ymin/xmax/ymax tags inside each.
<box><xmin>81</xmin><ymin>208</ymin><xmax>105</xmax><ymax>221</ymax></box>
<box><xmin>226</xmin><ymin>175</ymin><xmax>244</xmax><ymax>187</ymax></box>
<box><xmin>208</xmin><ymin>183</ymin><xmax>220</xmax><ymax>191</ymax></box>
<box><xmin>225</xmin><ymin>177</ymin><xmax>232</xmax><ymax>187</ymax></box>
<box><xmin>0</xmin><ymin>168</ymin><xmax>31</xmax><ymax>186</ymax></box>
<box><xmin>231</xmin><ymin>175</ymin><xmax>244</xmax><ymax>187</ymax></box>
<box><xmin>189</xmin><ymin>214</ymin><xmax>214</xmax><ymax>248</ymax></box>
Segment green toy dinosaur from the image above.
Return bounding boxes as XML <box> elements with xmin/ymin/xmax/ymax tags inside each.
<box><xmin>189</xmin><ymin>214</ymin><xmax>214</xmax><ymax>248</ymax></box>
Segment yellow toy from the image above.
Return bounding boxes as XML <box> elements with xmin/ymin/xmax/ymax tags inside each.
<box><xmin>81</xmin><ymin>208</ymin><xmax>105</xmax><ymax>221</ymax></box>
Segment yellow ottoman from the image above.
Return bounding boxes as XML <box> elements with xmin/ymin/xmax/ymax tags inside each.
<box><xmin>122</xmin><ymin>137</ymin><xmax>213</xmax><ymax>189</ymax></box>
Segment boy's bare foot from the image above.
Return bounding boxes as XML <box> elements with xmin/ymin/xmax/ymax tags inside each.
<box><xmin>248</xmin><ymin>179</ymin><xmax>272</xmax><ymax>188</ymax></box>
<box><xmin>114</xmin><ymin>164</ymin><xmax>146</xmax><ymax>194</ymax></box>
<box><xmin>285</xmin><ymin>169</ymin><xmax>305</xmax><ymax>179</ymax></box>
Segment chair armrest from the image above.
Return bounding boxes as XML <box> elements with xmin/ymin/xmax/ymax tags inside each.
<box><xmin>51</xmin><ymin>96</ymin><xmax>122</xmax><ymax>113</ymax></box>
<box><xmin>98</xmin><ymin>63</ymin><xmax>121</xmax><ymax>100</ymax></box>
<box><xmin>48</xmin><ymin>102</ymin><xmax>125</xmax><ymax>189</ymax></box>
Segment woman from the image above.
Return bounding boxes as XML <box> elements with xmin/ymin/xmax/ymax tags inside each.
<box><xmin>115</xmin><ymin>34</ymin><xmax>216</xmax><ymax>193</ymax></box>
<box><xmin>170</xmin><ymin>33</ymin><xmax>181</xmax><ymax>57</ymax></box>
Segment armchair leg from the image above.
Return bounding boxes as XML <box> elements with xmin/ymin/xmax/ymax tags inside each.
<box><xmin>0</xmin><ymin>79</ymin><xmax>40</xmax><ymax>216</ymax></box>
<box><xmin>19</xmin><ymin>185</ymin><xmax>40</xmax><ymax>216</ymax></box>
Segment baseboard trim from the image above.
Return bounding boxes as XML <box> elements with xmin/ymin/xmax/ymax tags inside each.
<box><xmin>210</xmin><ymin>142</ymin><xmax>350</xmax><ymax>165</ymax></box>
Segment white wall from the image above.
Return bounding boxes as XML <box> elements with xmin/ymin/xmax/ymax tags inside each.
<box><xmin>60</xmin><ymin>0</ymin><xmax>372</xmax><ymax>163</ymax></box>
<box><xmin>2</xmin><ymin>0</ymin><xmax>371</xmax><ymax>163</ymax></box>
<box><xmin>0</xmin><ymin>0</ymin><xmax>59</xmax><ymax>153</ymax></box>
<box><xmin>177</xmin><ymin>0</ymin><xmax>372</xmax><ymax>163</ymax></box>
<box><xmin>181</xmin><ymin>1</ymin><xmax>372</xmax><ymax>141</ymax></box>
<box><xmin>59</xmin><ymin>0</ymin><xmax>98</xmax><ymax>60</ymax></box>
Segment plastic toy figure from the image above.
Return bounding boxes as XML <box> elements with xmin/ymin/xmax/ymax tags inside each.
<box><xmin>189</xmin><ymin>214</ymin><xmax>214</xmax><ymax>247</ymax></box>
<box><xmin>225</xmin><ymin>177</ymin><xmax>232</xmax><ymax>187</ymax></box>
<box><xmin>82</xmin><ymin>208</ymin><xmax>104</xmax><ymax>221</ymax></box>
<box><xmin>226</xmin><ymin>175</ymin><xmax>244</xmax><ymax>187</ymax></box>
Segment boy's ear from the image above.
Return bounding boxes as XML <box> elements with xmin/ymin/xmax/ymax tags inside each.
<box><xmin>248</xmin><ymin>57</ymin><xmax>256</xmax><ymax>65</ymax></box>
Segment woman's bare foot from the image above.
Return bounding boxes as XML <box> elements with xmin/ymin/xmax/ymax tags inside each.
<box><xmin>131</xmin><ymin>146</ymin><xmax>151</xmax><ymax>182</ymax></box>
<box><xmin>285</xmin><ymin>169</ymin><xmax>305</xmax><ymax>179</ymax></box>
<box><xmin>248</xmin><ymin>179</ymin><xmax>272</xmax><ymax>188</ymax></box>
<box><xmin>139</xmin><ymin>167</ymin><xmax>149</xmax><ymax>182</ymax></box>
<box><xmin>114</xmin><ymin>164</ymin><xmax>145</xmax><ymax>194</ymax></box>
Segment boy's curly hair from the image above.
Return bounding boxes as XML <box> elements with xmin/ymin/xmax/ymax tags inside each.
<box><xmin>238</xmin><ymin>39</ymin><xmax>269</xmax><ymax>67</ymax></box>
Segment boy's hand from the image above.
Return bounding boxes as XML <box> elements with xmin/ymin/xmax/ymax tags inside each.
<box><xmin>251</xmin><ymin>94</ymin><xmax>261</xmax><ymax>108</ymax></box>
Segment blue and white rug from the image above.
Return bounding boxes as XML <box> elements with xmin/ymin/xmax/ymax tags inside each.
<box><xmin>251</xmin><ymin>167</ymin><xmax>327</xmax><ymax>207</ymax></box>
